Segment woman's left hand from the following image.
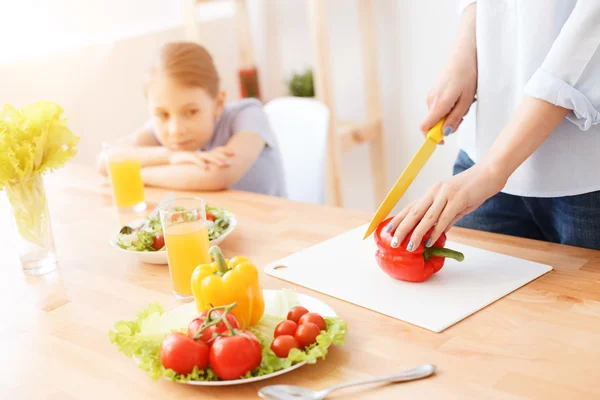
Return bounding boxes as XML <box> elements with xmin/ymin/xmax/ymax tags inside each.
<box><xmin>386</xmin><ymin>161</ymin><xmax>507</xmax><ymax>251</ymax></box>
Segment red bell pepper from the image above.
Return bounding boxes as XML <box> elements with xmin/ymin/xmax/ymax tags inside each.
<box><xmin>374</xmin><ymin>217</ymin><xmax>464</xmax><ymax>282</ymax></box>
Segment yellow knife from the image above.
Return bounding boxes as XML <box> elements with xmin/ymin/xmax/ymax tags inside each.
<box><xmin>363</xmin><ymin>117</ymin><xmax>447</xmax><ymax>240</ymax></box>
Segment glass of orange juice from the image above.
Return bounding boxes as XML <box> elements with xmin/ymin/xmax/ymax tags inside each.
<box><xmin>102</xmin><ymin>141</ymin><xmax>146</xmax><ymax>212</ymax></box>
<box><xmin>159</xmin><ymin>198</ymin><xmax>211</xmax><ymax>301</ymax></box>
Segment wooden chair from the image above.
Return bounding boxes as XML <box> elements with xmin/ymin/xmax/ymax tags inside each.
<box><xmin>306</xmin><ymin>0</ymin><xmax>388</xmax><ymax>208</ymax></box>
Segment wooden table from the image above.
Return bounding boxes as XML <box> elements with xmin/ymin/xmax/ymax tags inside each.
<box><xmin>3</xmin><ymin>166</ymin><xmax>600</xmax><ymax>399</ymax></box>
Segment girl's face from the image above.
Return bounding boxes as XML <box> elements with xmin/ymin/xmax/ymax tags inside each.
<box><xmin>146</xmin><ymin>73</ymin><xmax>225</xmax><ymax>151</ymax></box>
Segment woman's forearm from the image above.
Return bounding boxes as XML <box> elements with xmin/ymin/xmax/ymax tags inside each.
<box><xmin>455</xmin><ymin>3</ymin><xmax>477</xmax><ymax>57</ymax></box>
<box><xmin>480</xmin><ymin>96</ymin><xmax>570</xmax><ymax>184</ymax></box>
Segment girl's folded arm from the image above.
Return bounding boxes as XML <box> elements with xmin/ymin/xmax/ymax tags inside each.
<box><xmin>141</xmin><ymin>131</ymin><xmax>266</xmax><ymax>191</ymax></box>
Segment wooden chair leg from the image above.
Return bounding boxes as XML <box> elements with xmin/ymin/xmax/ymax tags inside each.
<box><xmin>307</xmin><ymin>0</ymin><xmax>343</xmax><ymax>207</ymax></box>
<box><xmin>358</xmin><ymin>0</ymin><xmax>387</xmax><ymax>206</ymax></box>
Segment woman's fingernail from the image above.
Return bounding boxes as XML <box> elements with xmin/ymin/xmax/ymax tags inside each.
<box><xmin>384</xmin><ymin>223</ymin><xmax>393</xmax><ymax>232</ymax></box>
<box><xmin>406</xmin><ymin>241</ymin><xmax>414</xmax><ymax>251</ymax></box>
<box><xmin>390</xmin><ymin>237</ymin><xmax>399</xmax><ymax>248</ymax></box>
<box><xmin>425</xmin><ymin>238</ymin><xmax>432</xmax><ymax>247</ymax></box>
<box><xmin>443</xmin><ymin>126</ymin><xmax>453</xmax><ymax>136</ymax></box>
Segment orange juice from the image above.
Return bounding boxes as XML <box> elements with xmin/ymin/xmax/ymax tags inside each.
<box><xmin>108</xmin><ymin>158</ymin><xmax>145</xmax><ymax>208</ymax></box>
<box><xmin>164</xmin><ymin>220</ymin><xmax>211</xmax><ymax>296</ymax></box>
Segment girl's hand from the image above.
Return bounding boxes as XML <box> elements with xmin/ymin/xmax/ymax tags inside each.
<box><xmin>385</xmin><ymin>162</ymin><xmax>507</xmax><ymax>251</ymax></box>
<box><xmin>170</xmin><ymin>147</ymin><xmax>235</xmax><ymax>170</ymax></box>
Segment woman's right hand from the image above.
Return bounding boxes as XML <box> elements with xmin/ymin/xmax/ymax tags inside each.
<box><xmin>420</xmin><ymin>4</ymin><xmax>478</xmax><ymax>137</ymax></box>
<box><xmin>420</xmin><ymin>51</ymin><xmax>477</xmax><ymax>137</ymax></box>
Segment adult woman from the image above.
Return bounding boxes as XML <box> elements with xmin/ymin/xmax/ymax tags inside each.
<box><xmin>386</xmin><ymin>1</ymin><xmax>600</xmax><ymax>251</ymax></box>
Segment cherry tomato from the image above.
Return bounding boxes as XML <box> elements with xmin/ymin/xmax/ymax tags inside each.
<box><xmin>287</xmin><ymin>306</ymin><xmax>309</xmax><ymax>324</ymax></box>
<box><xmin>187</xmin><ymin>310</ymin><xmax>240</xmax><ymax>344</ymax></box>
<box><xmin>206</xmin><ymin>212</ymin><xmax>216</xmax><ymax>221</ymax></box>
<box><xmin>160</xmin><ymin>332</ymin><xmax>209</xmax><ymax>375</ymax></box>
<box><xmin>274</xmin><ymin>320</ymin><xmax>297</xmax><ymax>338</ymax></box>
<box><xmin>294</xmin><ymin>322</ymin><xmax>320</xmax><ymax>348</ymax></box>
<box><xmin>209</xmin><ymin>330</ymin><xmax>262</xmax><ymax>380</ymax></box>
<box><xmin>270</xmin><ymin>335</ymin><xmax>300</xmax><ymax>358</ymax></box>
<box><xmin>298</xmin><ymin>312</ymin><xmax>326</xmax><ymax>331</ymax></box>
<box><xmin>151</xmin><ymin>234</ymin><xmax>165</xmax><ymax>251</ymax></box>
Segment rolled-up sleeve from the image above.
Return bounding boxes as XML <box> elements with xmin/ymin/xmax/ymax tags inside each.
<box><xmin>523</xmin><ymin>0</ymin><xmax>600</xmax><ymax>131</ymax></box>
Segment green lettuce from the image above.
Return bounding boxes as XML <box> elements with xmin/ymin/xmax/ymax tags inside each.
<box><xmin>109</xmin><ymin>296</ymin><xmax>347</xmax><ymax>382</ymax></box>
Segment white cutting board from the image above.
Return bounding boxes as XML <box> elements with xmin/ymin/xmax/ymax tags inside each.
<box><xmin>265</xmin><ymin>224</ymin><xmax>552</xmax><ymax>333</ymax></box>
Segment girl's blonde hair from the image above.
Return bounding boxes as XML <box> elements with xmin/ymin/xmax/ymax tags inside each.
<box><xmin>145</xmin><ymin>41</ymin><xmax>220</xmax><ymax>97</ymax></box>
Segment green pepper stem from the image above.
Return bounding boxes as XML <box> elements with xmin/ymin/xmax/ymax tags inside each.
<box><xmin>423</xmin><ymin>246</ymin><xmax>464</xmax><ymax>262</ymax></box>
<box><xmin>210</xmin><ymin>245</ymin><xmax>229</xmax><ymax>276</ymax></box>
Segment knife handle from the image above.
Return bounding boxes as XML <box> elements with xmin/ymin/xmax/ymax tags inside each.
<box><xmin>426</xmin><ymin>117</ymin><xmax>446</xmax><ymax>144</ymax></box>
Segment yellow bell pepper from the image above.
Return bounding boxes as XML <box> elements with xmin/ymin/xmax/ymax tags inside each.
<box><xmin>191</xmin><ymin>245</ymin><xmax>265</xmax><ymax>329</ymax></box>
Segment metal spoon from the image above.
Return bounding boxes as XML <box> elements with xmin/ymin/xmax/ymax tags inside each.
<box><xmin>258</xmin><ymin>364</ymin><xmax>436</xmax><ymax>400</ymax></box>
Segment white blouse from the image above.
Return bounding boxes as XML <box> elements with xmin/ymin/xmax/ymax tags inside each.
<box><xmin>457</xmin><ymin>0</ymin><xmax>600</xmax><ymax>197</ymax></box>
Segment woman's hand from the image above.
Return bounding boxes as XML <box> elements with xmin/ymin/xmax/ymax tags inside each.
<box><xmin>421</xmin><ymin>3</ymin><xmax>478</xmax><ymax>137</ymax></box>
<box><xmin>385</xmin><ymin>162</ymin><xmax>507</xmax><ymax>251</ymax></box>
<box><xmin>170</xmin><ymin>147</ymin><xmax>235</xmax><ymax>170</ymax></box>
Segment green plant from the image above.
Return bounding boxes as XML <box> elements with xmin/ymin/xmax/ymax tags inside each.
<box><xmin>287</xmin><ymin>69</ymin><xmax>314</xmax><ymax>97</ymax></box>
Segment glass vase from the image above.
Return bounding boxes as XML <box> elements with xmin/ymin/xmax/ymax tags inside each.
<box><xmin>5</xmin><ymin>174</ymin><xmax>57</xmax><ymax>275</ymax></box>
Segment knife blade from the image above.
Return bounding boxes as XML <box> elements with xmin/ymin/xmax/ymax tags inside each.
<box><xmin>363</xmin><ymin>118</ymin><xmax>447</xmax><ymax>240</ymax></box>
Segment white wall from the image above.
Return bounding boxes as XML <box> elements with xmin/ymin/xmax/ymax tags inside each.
<box><xmin>246</xmin><ymin>0</ymin><xmax>470</xmax><ymax>213</ymax></box>
<box><xmin>0</xmin><ymin>0</ymin><xmax>472</xmax><ymax>214</ymax></box>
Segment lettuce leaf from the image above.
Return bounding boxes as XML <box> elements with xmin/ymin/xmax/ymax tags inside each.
<box><xmin>0</xmin><ymin>101</ymin><xmax>78</xmax><ymax>189</ymax></box>
<box><xmin>109</xmin><ymin>296</ymin><xmax>348</xmax><ymax>383</ymax></box>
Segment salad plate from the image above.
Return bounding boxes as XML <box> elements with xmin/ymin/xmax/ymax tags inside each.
<box><xmin>110</xmin><ymin>289</ymin><xmax>346</xmax><ymax>386</ymax></box>
<box><xmin>108</xmin><ymin>206</ymin><xmax>236</xmax><ymax>264</ymax></box>
<box><xmin>168</xmin><ymin>290</ymin><xmax>337</xmax><ymax>386</ymax></box>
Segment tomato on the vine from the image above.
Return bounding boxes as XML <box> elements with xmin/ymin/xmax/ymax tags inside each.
<box><xmin>160</xmin><ymin>332</ymin><xmax>209</xmax><ymax>375</ymax></box>
<box><xmin>187</xmin><ymin>309</ymin><xmax>240</xmax><ymax>345</ymax></box>
<box><xmin>209</xmin><ymin>330</ymin><xmax>262</xmax><ymax>380</ymax></box>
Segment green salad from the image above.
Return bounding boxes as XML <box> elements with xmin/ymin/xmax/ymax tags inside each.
<box><xmin>116</xmin><ymin>206</ymin><xmax>233</xmax><ymax>252</ymax></box>
<box><xmin>108</xmin><ymin>290</ymin><xmax>348</xmax><ymax>382</ymax></box>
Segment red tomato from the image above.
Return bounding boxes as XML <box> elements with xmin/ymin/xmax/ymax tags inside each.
<box><xmin>209</xmin><ymin>331</ymin><xmax>262</xmax><ymax>380</ymax></box>
<box><xmin>187</xmin><ymin>310</ymin><xmax>240</xmax><ymax>344</ymax></box>
<box><xmin>270</xmin><ymin>335</ymin><xmax>300</xmax><ymax>358</ymax></box>
<box><xmin>274</xmin><ymin>320</ymin><xmax>297</xmax><ymax>338</ymax></box>
<box><xmin>294</xmin><ymin>322</ymin><xmax>320</xmax><ymax>348</ymax></box>
<box><xmin>298</xmin><ymin>312</ymin><xmax>326</xmax><ymax>331</ymax></box>
<box><xmin>151</xmin><ymin>234</ymin><xmax>165</xmax><ymax>251</ymax></box>
<box><xmin>160</xmin><ymin>332</ymin><xmax>209</xmax><ymax>375</ymax></box>
<box><xmin>287</xmin><ymin>306</ymin><xmax>309</xmax><ymax>324</ymax></box>
<box><xmin>206</xmin><ymin>212</ymin><xmax>216</xmax><ymax>221</ymax></box>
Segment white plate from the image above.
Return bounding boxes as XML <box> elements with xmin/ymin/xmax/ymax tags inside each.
<box><xmin>160</xmin><ymin>289</ymin><xmax>338</xmax><ymax>386</ymax></box>
<box><xmin>109</xmin><ymin>214</ymin><xmax>237</xmax><ymax>265</ymax></box>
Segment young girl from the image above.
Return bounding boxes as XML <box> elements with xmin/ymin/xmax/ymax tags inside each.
<box><xmin>97</xmin><ymin>41</ymin><xmax>287</xmax><ymax>197</ymax></box>
<box><xmin>386</xmin><ymin>1</ymin><xmax>600</xmax><ymax>251</ymax></box>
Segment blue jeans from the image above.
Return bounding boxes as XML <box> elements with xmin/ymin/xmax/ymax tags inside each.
<box><xmin>452</xmin><ymin>150</ymin><xmax>600</xmax><ymax>250</ymax></box>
